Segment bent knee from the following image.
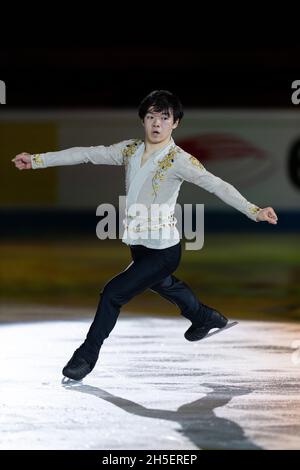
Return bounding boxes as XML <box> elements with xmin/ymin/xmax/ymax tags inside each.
<box><xmin>101</xmin><ymin>281</ymin><xmax>129</xmax><ymax>306</ymax></box>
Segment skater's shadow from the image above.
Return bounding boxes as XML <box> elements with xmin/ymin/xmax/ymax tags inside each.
<box><xmin>62</xmin><ymin>381</ymin><xmax>261</xmax><ymax>450</ymax></box>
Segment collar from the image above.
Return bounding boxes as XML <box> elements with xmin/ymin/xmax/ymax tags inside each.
<box><xmin>149</xmin><ymin>137</ymin><xmax>176</xmax><ymax>164</ymax></box>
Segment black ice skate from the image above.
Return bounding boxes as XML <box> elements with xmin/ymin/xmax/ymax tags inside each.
<box><xmin>184</xmin><ymin>306</ymin><xmax>234</xmax><ymax>341</ymax></box>
<box><xmin>62</xmin><ymin>349</ymin><xmax>94</xmax><ymax>381</ymax></box>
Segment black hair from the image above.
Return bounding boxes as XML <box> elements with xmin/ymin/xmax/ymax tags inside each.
<box><xmin>138</xmin><ymin>90</ymin><xmax>184</xmax><ymax>123</ymax></box>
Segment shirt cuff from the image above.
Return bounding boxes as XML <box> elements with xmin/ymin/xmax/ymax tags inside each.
<box><xmin>31</xmin><ymin>154</ymin><xmax>47</xmax><ymax>169</ymax></box>
<box><xmin>248</xmin><ymin>204</ymin><xmax>261</xmax><ymax>222</ymax></box>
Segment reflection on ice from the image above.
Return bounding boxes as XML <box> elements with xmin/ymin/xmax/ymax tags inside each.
<box><xmin>1</xmin><ymin>316</ymin><xmax>300</xmax><ymax>450</ymax></box>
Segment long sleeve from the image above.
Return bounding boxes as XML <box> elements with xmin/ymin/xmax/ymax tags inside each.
<box><xmin>30</xmin><ymin>139</ymin><xmax>134</xmax><ymax>169</ymax></box>
<box><xmin>175</xmin><ymin>152</ymin><xmax>261</xmax><ymax>222</ymax></box>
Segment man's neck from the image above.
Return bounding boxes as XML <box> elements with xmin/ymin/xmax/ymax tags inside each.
<box><xmin>144</xmin><ymin>137</ymin><xmax>173</xmax><ymax>154</ymax></box>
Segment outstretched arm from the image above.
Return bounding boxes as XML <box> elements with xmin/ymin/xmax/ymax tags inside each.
<box><xmin>12</xmin><ymin>140</ymin><xmax>134</xmax><ymax>170</ymax></box>
<box><xmin>175</xmin><ymin>152</ymin><xmax>278</xmax><ymax>224</ymax></box>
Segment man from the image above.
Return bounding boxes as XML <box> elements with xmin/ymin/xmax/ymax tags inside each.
<box><xmin>12</xmin><ymin>90</ymin><xmax>278</xmax><ymax>381</ymax></box>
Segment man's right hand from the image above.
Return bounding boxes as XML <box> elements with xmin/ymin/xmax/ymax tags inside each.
<box><xmin>12</xmin><ymin>153</ymin><xmax>32</xmax><ymax>170</ymax></box>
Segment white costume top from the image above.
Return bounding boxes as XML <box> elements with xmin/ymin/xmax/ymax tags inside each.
<box><xmin>31</xmin><ymin>138</ymin><xmax>261</xmax><ymax>249</ymax></box>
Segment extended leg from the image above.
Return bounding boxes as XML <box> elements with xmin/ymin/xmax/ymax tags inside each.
<box><xmin>150</xmin><ymin>275</ymin><xmax>202</xmax><ymax>322</ymax></box>
<box><xmin>150</xmin><ymin>275</ymin><xmax>228</xmax><ymax>341</ymax></box>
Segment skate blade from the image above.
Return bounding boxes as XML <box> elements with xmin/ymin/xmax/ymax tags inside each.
<box><xmin>203</xmin><ymin>321</ymin><xmax>238</xmax><ymax>339</ymax></box>
<box><xmin>61</xmin><ymin>376</ymin><xmax>83</xmax><ymax>386</ymax></box>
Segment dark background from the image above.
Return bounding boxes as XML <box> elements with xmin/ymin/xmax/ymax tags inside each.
<box><xmin>1</xmin><ymin>46</ymin><xmax>300</xmax><ymax>108</ymax></box>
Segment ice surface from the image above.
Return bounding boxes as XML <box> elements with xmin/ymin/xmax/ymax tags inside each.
<box><xmin>1</xmin><ymin>315</ymin><xmax>300</xmax><ymax>450</ymax></box>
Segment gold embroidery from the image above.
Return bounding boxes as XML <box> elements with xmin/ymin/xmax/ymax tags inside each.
<box><xmin>32</xmin><ymin>154</ymin><xmax>43</xmax><ymax>166</ymax></box>
<box><xmin>152</xmin><ymin>146</ymin><xmax>179</xmax><ymax>197</ymax></box>
<box><xmin>249</xmin><ymin>206</ymin><xmax>261</xmax><ymax>214</ymax></box>
<box><xmin>124</xmin><ymin>215</ymin><xmax>176</xmax><ymax>232</ymax></box>
<box><xmin>126</xmin><ymin>221</ymin><xmax>177</xmax><ymax>233</ymax></box>
<box><xmin>189</xmin><ymin>155</ymin><xmax>205</xmax><ymax>170</ymax></box>
<box><xmin>122</xmin><ymin>139</ymin><xmax>142</xmax><ymax>163</ymax></box>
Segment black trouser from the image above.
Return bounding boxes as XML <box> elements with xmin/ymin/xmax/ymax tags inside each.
<box><xmin>81</xmin><ymin>242</ymin><xmax>204</xmax><ymax>364</ymax></box>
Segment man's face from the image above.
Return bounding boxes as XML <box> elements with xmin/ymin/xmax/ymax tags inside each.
<box><xmin>142</xmin><ymin>107</ymin><xmax>179</xmax><ymax>144</ymax></box>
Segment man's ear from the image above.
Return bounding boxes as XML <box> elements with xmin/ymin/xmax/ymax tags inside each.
<box><xmin>141</xmin><ymin>119</ymin><xmax>145</xmax><ymax>127</ymax></box>
<box><xmin>172</xmin><ymin>119</ymin><xmax>179</xmax><ymax>130</ymax></box>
